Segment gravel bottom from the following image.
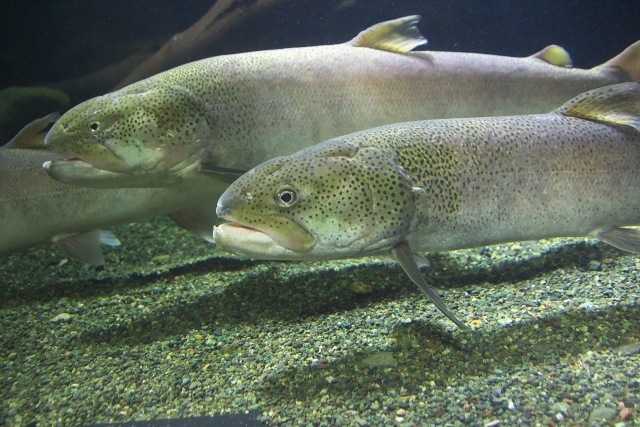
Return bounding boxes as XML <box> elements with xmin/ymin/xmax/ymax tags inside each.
<box><xmin>1</xmin><ymin>216</ymin><xmax>639</xmax><ymax>427</ymax></box>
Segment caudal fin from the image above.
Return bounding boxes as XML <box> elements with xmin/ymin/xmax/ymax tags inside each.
<box><xmin>595</xmin><ymin>41</ymin><xmax>640</xmax><ymax>82</ymax></box>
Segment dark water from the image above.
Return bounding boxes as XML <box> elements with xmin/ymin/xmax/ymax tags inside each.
<box><xmin>2</xmin><ymin>0</ymin><xmax>639</xmax><ymax>86</ymax></box>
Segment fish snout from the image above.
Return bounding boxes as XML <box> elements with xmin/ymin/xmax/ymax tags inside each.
<box><xmin>216</xmin><ymin>186</ymin><xmax>255</xmax><ymax>219</ymax></box>
<box><xmin>43</xmin><ymin>121</ymin><xmax>65</xmax><ymax>147</ymax></box>
<box><xmin>216</xmin><ymin>204</ymin><xmax>232</xmax><ymax>219</ymax></box>
<box><xmin>216</xmin><ymin>188</ymin><xmax>237</xmax><ymax>219</ymax></box>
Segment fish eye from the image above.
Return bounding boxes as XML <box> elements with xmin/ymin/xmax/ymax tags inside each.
<box><xmin>89</xmin><ymin>121</ymin><xmax>100</xmax><ymax>132</ymax></box>
<box><xmin>275</xmin><ymin>187</ymin><xmax>297</xmax><ymax>208</ymax></box>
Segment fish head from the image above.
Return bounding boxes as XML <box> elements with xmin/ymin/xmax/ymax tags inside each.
<box><xmin>214</xmin><ymin>139</ymin><xmax>418</xmax><ymax>260</ymax></box>
<box><xmin>43</xmin><ymin>81</ymin><xmax>213</xmax><ymax>187</ymax></box>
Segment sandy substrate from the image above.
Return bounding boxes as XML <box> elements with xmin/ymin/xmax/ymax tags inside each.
<box><xmin>1</xmin><ymin>216</ymin><xmax>639</xmax><ymax>426</ymax></box>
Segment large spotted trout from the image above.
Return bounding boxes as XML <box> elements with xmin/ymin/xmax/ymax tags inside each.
<box><xmin>213</xmin><ymin>83</ymin><xmax>640</xmax><ymax>330</ymax></box>
<box><xmin>43</xmin><ymin>16</ymin><xmax>639</xmax><ymax>192</ymax></box>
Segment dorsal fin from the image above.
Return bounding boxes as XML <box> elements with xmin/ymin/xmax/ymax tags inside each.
<box><xmin>5</xmin><ymin>112</ymin><xmax>60</xmax><ymax>149</ymax></box>
<box><xmin>530</xmin><ymin>45</ymin><xmax>572</xmax><ymax>68</ymax></box>
<box><xmin>347</xmin><ymin>15</ymin><xmax>427</xmax><ymax>53</ymax></box>
<box><xmin>594</xmin><ymin>40</ymin><xmax>640</xmax><ymax>82</ymax></box>
<box><xmin>557</xmin><ymin>82</ymin><xmax>640</xmax><ymax>131</ymax></box>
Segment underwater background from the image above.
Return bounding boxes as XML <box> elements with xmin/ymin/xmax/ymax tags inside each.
<box><xmin>2</xmin><ymin>0</ymin><xmax>640</xmax><ymax>426</ymax></box>
<box><xmin>2</xmin><ymin>0</ymin><xmax>640</xmax><ymax>143</ymax></box>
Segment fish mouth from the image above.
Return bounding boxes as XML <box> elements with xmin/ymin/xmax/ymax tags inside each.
<box><xmin>42</xmin><ymin>157</ymin><xmax>126</xmax><ymax>187</ymax></box>
<box><xmin>45</xmin><ymin>126</ymin><xmax>134</xmax><ymax>173</ymax></box>
<box><xmin>42</xmin><ymin>157</ymin><xmax>182</xmax><ymax>189</ymax></box>
<box><xmin>43</xmin><ymin>157</ymin><xmax>97</xmax><ymax>171</ymax></box>
<box><xmin>213</xmin><ymin>218</ymin><xmax>317</xmax><ymax>259</ymax></box>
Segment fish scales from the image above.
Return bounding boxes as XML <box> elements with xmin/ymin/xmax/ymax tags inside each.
<box><xmin>213</xmin><ymin>83</ymin><xmax>640</xmax><ymax>329</ymax></box>
<box><xmin>113</xmin><ymin>46</ymin><xmax>628</xmax><ymax>172</ymax></box>
<box><xmin>325</xmin><ymin>115</ymin><xmax>640</xmax><ymax>253</ymax></box>
<box><xmin>43</xmin><ymin>16</ymin><xmax>640</xmax><ymax>190</ymax></box>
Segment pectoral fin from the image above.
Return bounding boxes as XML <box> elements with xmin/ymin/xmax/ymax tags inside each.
<box><xmin>392</xmin><ymin>242</ymin><xmax>469</xmax><ymax>330</ymax></box>
<box><xmin>347</xmin><ymin>15</ymin><xmax>427</xmax><ymax>53</ymax></box>
<box><xmin>170</xmin><ymin>202</ymin><xmax>221</xmax><ymax>243</ymax></box>
<box><xmin>52</xmin><ymin>230</ymin><xmax>117</xmax><ymax>266</ymax></box>
<box><xmin>376</xmin><ymin>252</ymin><xmax>430</xmax><ymax>268</ymax></box>
<box><xmin>100</xmin><ymin>231</ymin><xmax>121</xmax><ymax>247</ymax></box>
<box><xmin>595</xmin><ymin>226</ymin><xmax>640</xmax><ymax>252</ymax></box>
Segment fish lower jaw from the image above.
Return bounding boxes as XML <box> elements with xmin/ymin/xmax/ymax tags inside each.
<box><xmin>213</xmin><ymin>222</ymin><xmax>303</xmax><ymax>260</ymax></box>
<box><xmin>42</xmin><ymin>157</ymin><xmax>188</xmax><ymax>188</ymax></box>
<box><xmin>212</xmin><ymin>222</ymin><xmax>384</xmax><ymax>261</ymax></box>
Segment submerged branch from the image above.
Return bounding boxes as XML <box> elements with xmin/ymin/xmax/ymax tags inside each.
<box><xmin>113</xmin><ymin>0</ymin><xmax>286</xmax><ymax>90</ymax></box>
<box><xmin>47</xmin><ymin>51</ymin><xmax>153</xmax><ymax>103</ymax></box>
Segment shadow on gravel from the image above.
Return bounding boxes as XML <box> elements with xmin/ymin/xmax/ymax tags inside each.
<box><xmin>254</xmin><ymin>302</ymin><xmax>640</xmax><ymax>420</ymax></box>
<box><xmin>58</xmin><ymin>239</ymin><xmax>631</xmax><ymax>349</ymax></box>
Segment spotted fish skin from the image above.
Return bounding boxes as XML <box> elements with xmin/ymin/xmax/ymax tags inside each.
<box><xmin>214</xmin><ymin>83</ymin><xmax>640</xmax><ymax>260</ymax></box>
<box><xmin>43</xmin><ymin>16</ymin><xmax>639</xmax><ymax>189</ymax></box>
<box><xmin>214</xmin><ymin>83</ymin><xmax>640</xmax><ymax>330</ymax></box>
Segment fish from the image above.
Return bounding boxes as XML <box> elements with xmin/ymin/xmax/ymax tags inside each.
<box><xmin>213</xmin><ymin>82</ymin><xmax>640</xmax><ymax>330</ymax></box>
<box><xmin>0</xmin><ymin>115</ymin><xmax>227</xmax><ymax>266</ymax></box>
<box><xmin>42</xmin><ymin>16</ymin><xmax>639</xmax><ymax>191</ymax></box>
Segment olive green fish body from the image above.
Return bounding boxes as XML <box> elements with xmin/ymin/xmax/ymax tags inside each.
<box><xmin>0</xmin><ymin>144</ymin><xmax>225</xmax><ymax>264</ymax></box>
<box><xmin>213</xmin><ymin>83</ymin><xmax>640</xmax><ymax>329</ymax></box>
<box><xmin>142</xmin><ymin>46</ymin><xmax>625</xmax><ymax>172</ymax></box>
<box><xmin>340</xmin><ymin>113</ymin><xmax>640</xmax><ymax>253</ymax></box>
<box><xmin>216</xmin><ymin>83</ymin><xmax>640</xmax><ymax>259</ymax></box>
<box><xmin>44</xmin><ymin>16</ymin><xmax>640</xmax><ymax>188</ymax></box>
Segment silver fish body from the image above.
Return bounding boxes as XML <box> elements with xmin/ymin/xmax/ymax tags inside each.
<box><xmin>213</xmin><ymin>83</ymin><xmax>640</xmax><ymax>329</ymax></box>
<box><xmin>0</xmin><ymin>146</ymin><xmax>226</xmax><ymax>265</ymax></box>
<box><xmin>43</xmin><ymin>16</ymin><xmax>639</xmax><ymax>189</ymax></box>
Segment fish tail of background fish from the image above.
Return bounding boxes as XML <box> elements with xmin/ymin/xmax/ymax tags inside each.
<box><xmin>596</xmin><ymin>41</ymin><xmax>640</xmax><ymax>82</ymax></box>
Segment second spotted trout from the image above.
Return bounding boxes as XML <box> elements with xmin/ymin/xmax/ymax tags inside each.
<box><xmin>213</xmin><ymin>83</ymin><xmax>640</xmax><ymax>330</ymax></box>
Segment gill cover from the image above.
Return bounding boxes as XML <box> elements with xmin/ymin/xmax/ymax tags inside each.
<box><xmin>217</xmin><ymin>139</ymin><xmax>420</xmax><ymax>259</ymax></box>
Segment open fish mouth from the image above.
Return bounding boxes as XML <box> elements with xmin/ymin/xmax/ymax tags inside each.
<box><xmin>213</xmin><ymin>221</ymin><xmax>293</xmax><ymax>258</ymax></box>
<box><xmin>41</xmin><ymin>157</ymin><xmax>182</xmax><ymax>189</ymax></box>
<box><xmin>214</xmin><ymin>221</ymin><xmax>281</xmax><ymax>248</ymax></box>
<box><xmin>42</xmin><ymin>157</ymin><xmax>127</xmax><ymax>187</ymax></box>
<box><xmin>213</xmin><ymin>220</ymin><xmax>316</xmax><ymax>259</ymax></box>
<box><xmin>42</xmin><ymin>157</ymin><xmax>99</xmax><ymax>172</ymax></box>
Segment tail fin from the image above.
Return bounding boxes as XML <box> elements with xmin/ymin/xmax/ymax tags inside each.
<box><xmin>594</xmin><ymin>41</ymin><xmax>640</xmax><ymax>82</ymax></box>
<box><xmin>5</xmin><ymin>112</ymin><xmax>60</xmax><ymax>149</ymax></box>
<box><xmin>557</xmin><ymin>82</ymin><xmax>640</xmax><ymax>132</ymax></box>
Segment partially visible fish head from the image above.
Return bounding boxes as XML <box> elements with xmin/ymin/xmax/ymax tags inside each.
<box><xmin>44</xmin><ymin>81</ymin><xmax>213</xmax><ymax>188</ymax></box>
<box><xmin>214</xmin><ymin>139</ymin><xmax>418</xmax><ymax>260</ymax></box>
